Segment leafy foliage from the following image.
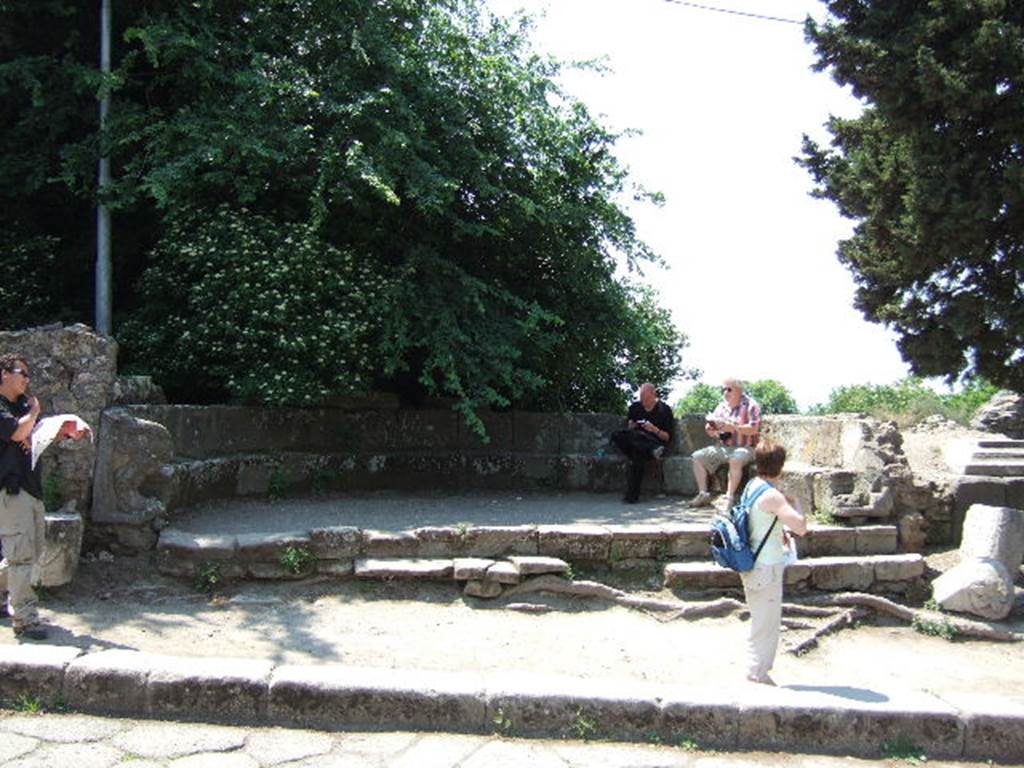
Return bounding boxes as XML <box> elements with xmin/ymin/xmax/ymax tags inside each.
<box><xmin>746</xmin><ymin>379</ymin><xmax>799</xmax><ymax>415</ymax></box>
<box><xmin>1</xmin><ymin>0</ymin><xmax>689</xmax><ymax>423</ymax></box>
<box><xmin>119</xmin><ymin>205</ymin><xmax>386</xmax><ymax>404</ymax></box>
<box><xmin>809</xmin><ymin>376</ymin><xmax>999</xmax><ymax>425</ymax></box>
<box><xmin>800</xmin><ymin>1</ymin><xmax>1024</xmax><ymax>393</ymax></box>
<box><xmin>674</xmin><ymin>379</ymin><xmax>798</xmax><ymax>416</ymax></box>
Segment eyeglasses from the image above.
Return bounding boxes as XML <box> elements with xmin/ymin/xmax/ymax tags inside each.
<box><xmin>7</xmin><ymin>368</ymin><xmax>30</xmax><ymax>378</ymax></box>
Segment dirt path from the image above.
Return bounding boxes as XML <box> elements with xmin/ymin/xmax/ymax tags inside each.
<box><xmin>10</xmin><ymin>555</ymin><xmax>1023</xmax><ymax>703</ymax></box>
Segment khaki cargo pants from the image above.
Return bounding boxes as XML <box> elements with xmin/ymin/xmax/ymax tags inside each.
<box><xmin>0</xmin><ymin>489</ymin><xmax>44</xmax><ymax>629</ymax></box>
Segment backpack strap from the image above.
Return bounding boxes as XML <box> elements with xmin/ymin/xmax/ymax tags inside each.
<box><xmin>743</xmin><ymin>480</ymin><xmax>778</xmax><ymax>565</ymax></box>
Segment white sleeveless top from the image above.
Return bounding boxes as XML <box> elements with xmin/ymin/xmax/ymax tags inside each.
<box><xmin>746</xmin><ymin>477</ymin><xmax>786</xmax><ymax>566</ymax></box>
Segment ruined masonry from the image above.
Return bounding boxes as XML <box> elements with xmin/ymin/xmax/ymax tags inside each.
<box><xmin>3</xmin><ymin>323</ymin><xmax>1018</xmax><ymax>604</ymax></box>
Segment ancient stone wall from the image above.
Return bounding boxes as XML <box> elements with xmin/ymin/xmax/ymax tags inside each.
<box><xmin>0</xmin><ymin>323</ymin><xmax>118</xmax><ymax>513</ymax></box>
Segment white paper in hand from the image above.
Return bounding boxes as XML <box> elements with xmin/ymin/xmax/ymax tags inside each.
<box><xmin>30</xmin><ymin>414</ymin><xmax>93</xmax><ymax>469</ymax></box>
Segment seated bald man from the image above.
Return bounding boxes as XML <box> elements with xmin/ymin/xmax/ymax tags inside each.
<box><xmin>610</xmin><ymin>383</ymin><xmax>674</xmax><ymax>504</ymax></box>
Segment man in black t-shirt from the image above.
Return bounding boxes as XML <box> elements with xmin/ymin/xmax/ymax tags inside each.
<box><xmin>610</xmin><ymin>383</ymin><xmax>674</xmax><ymax>503</ymax></box>
<box><xmin>0</xmin><ymin>355</ymin><xmax>54</xmax><ymax>640</ymax></box>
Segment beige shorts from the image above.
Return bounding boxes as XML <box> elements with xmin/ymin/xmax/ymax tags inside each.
<box><xmin>691</xmin><ymin>444</ymin><xmax>755</xmax><ymax>472</ymax></box>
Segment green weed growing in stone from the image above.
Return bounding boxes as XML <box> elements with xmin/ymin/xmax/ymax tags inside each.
<box><xmin>195</xmin><ymin>562</ymin><xmax>223</xmax><ymax>594</ymax></box>
<box><xmin>923</xmin><ymin>598</ymin><xmax>941</xmax><ymax>612</ymax></box>
<box><xmin>814</xmin><ymin>502</ymin><xmax>836</xmax><ymax>525</ymax></box>
<box><xmin>881</xmin><ymin>734</ymin><xmax>928</xmax><ymax>763</ymax></box>
<box><xmin>492</xmin><ymin>707</ymin><xmax>514</xmax><ymax>736</ymax></box>
<box><xmin>280</xmin><ymin>545</ymin><xmax>314</xmax><ymax>575</ymax></box>
<box><xmin>570</xmin><ymin>708</ymin><xmax>597</xmax><ymax>741</ymax></box>
<box><xmin>311</xmin><ymin>467</ymin><xmax>339</xmax><ymax>494</ymax></box>
<box><xmin>267</xmin><ymin>463</ymin><xmax>287</xmax><ymax>500</ymax></box>
<box><xmin>678</xmin><ymin>736</ymin><xmax>700</xmax><ymax>751</ymax></box>
<box><xmin>14</xmin><ymin>693</ymin><xmax>43</xmax><ymax>714</ymax></box>
<box><xmin>43</xmin><ymin>471</ymin><xmax>62</xmax><ymax>513</ymax></box>
<box><xmin>608</xmin><ymin>541</ymin><xmax>627</xmax><ymax>564</ymax></box>
<box><xmin>911</xmin><ymin>613</ymin><xmax>957</xmax><ymax>641</ymax></box>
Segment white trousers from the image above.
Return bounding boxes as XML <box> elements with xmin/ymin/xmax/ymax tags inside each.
<box><xmin>740</xmin><ymin>562</ymin><xmax>786</xmax><ymax>680</ymax></box>
<box><xmin>0</xmin><ymin>489</ymin><xmax>45</xmax><ymax>629</ymax></box>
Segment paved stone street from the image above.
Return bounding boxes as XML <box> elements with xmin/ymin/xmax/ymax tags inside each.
<box><xmin>0</xmin><ymin>710</ymin><xmax>1010</xmax><ymax>768</ymax></box>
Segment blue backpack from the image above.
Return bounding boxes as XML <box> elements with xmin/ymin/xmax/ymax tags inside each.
<box><xmin>710</xmin><ymin>481</ymin><xmax>777</xmax><ymax>572</ymax></box>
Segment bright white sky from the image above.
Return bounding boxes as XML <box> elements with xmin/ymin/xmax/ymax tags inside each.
<box><xmin>485</xmin><ymin>0</ymin><xmax>914</xmax><ymax>409</ymax></box>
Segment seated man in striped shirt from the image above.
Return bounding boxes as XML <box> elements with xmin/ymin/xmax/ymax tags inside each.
<box><xmin>689</xmin><ymin>377</ymin><xmax>761</xmax><ymax>508</ymax></box>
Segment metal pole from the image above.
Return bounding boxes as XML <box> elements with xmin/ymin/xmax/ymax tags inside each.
<box><xmin>95</xmin><ymin>0</ymin><xmax>112</xmax><ymax>336</ymax></box>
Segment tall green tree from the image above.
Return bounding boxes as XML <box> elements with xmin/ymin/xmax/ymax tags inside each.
<box><xmin>799</xmin><ymin>0</ymin><xmax>1024</xmax><ymax>393</ymax></box>
<box><xmin>1</xmin><ymin>0</ymin><xmax>690</xmax><ymax>424</ymax></box>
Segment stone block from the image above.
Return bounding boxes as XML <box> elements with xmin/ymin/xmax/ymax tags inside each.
<box><xmin>354</xmin><ymin>558</ymin><xmax>454</xmax><ymax>580</ymax></box>
<box><xmin>807</xmin><ymin>557</ymin><xmax>874</xmax><ymax>591</ymax></box>
<box><xmin>660</xmin><ymin>690</ymin><xmax>739</xmax><ymax>750</ymax></box>
<box><xmin>0</xmin><ymin>644</ymin><xmax>82</xmax><ymax>706</ymax></box>
<box><xmin>603</xmin><ymin>525</ymin><xmax>670</xmax><ymax>560</ymax></box>
<box><xmin>316</xmin><ymin>559</ymin><xmax>355</xmax><ymax>576</ymax></box>
<box><xmin>485</xmin><ymin>561</ymin><xmax>521</xmax><ymax>585</ymax></box>
<box><xmin>663</xmin><ymin>523</ymin><xmax>710</xmax><ymax>558</ymax></box>
<box><xmin>269</xmin><ymin>665</ymin><xmax>486</xmax><ymax>731</ymax></box>
<box><xmin>872</xmin><ymin>554</ymin><xmax>926</xmax><ymax>582</ymax></box>
<box><xmin>247</xmin><ymin>562</ymin><xmax>311</xmax><ymax>580</ymax></box>
<box><xmin>458</xmin><ymin>411</ymin><xmax>515</xmax><ymax>451</ymax></box>
<box><xmin>414</xmin><ymin>527</ymin><xmax>465</xmax><ymax>557</ymax></box>
<box><xmin>453</xmin><ymin>558</ymin><xmax>496</xmax><ymax>581</ymax></box>
<box><xmin>63</xmin><ymin>650</ymin><xmax>154</xmax><ymax>714</ymax></box>
<box><xmin>507</xmin><ymin>556</ymin><xmax>569</xmax><ymax>576</ymax></box>
<box><xmin>485</xmin><ymin>673</ymin><xmax>662</xmax><ymax>741</ymax></box>
<box><xmin>783</xmin><ymin>563</ymin><xmax>811</xmax><ymax>587</ymax></box>
<box><xmin>661</xmin><ymin>456</ymin><xmax>697</xmax><ymax>496</ymax></box>
<box><xmin>156</xmin><ymin>530</ymin><xmax>236</xmax><ymax>577</ymax></box>
<box><xmin>932</xmin><ymin>558</ymin><xmax>1015</xmax><ymax>620</ymax></box>
<box><xmin>461</xmin><ymin>526</ymin><xmax>537</xmax><ymax>557</ymax></box>
<box><xmin>464</xmin><ymin>580</ymin><xmax>503</xmax><ymax>599</ymax></box>
<box><xmin>946</xmin><ymin>693</ymin><xmax>1024</xmax><ymax>764</ymax></box>
<box><xmin>513</xmin><ymin>413</ymin><xmax>562</xmax><ymax>454</ymax></box>
<box><xmin>953</xmin><ymin>476</ymin><xmax>1007</xmax><ymax>512</ymax></box>
<box><xmin>856</xmin><ymin>526</ymin><xmax>899</xmax><ymax>555</ymax></box>
<box><xmin>235</xmin><ymin>531</ymin><xmax>311</xmax><ymax>564</ymax></box>
<box><xmin>146</xmin><ymin>655</ymin><xmax>273</xmax><ymax>720</ymax></box>
<box><xmin>537</xmin><ymin>525</ymin><xmax>612</xmax><ymax>561</ymax></box>
<box><xmin>362</xmin><ymin>530</ymin><xmax>421</xmax><ymax>558</ymax></box>
<box><xmin>558</xmin><ymin>413</ymin><xmax>621</xmax><ymax>454</ymax></box>
<box><xmin>960</xmin><ymin>504</ymin><xmax>1024</xmax><ymax>572</ymax></box>
<box><xmin>1007</xmin><ymin>478</ymin><xmax>1024</xmax><ymax>509</ymax></box>
<box><xmin>664</xmin><ymin>562</ymin><xmax>741</xmax><ymax>590</ymax></box>
<box><xmin>803</xmin><ymin>527</ymin><xmax>857</xmax><ymax>557</ymax></box>
<box><xmin>90</xmin><ymin>408</ymin><xmax>173</xmax><ymax>526</ymax></box>
<box><xmin>737</xmin><ymin>687</ymin><xmax>962</xmax><ymax>759</ymax></box>
<box><xmin>40</xmin><ymin>510</ymin><xmax>84</xmax><ymax>587</ymax></box>
<box><xmin>778</xmin><ymin>466</ymin><xmax>817</xmax><ymax>518</ymax></box>
<box><xmin>308</xmin><ymin>526</ymin><xmax>361</xmax><ymax>559</ymax></box>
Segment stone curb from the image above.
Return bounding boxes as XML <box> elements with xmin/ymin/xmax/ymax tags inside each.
<box><xmin>0</xmin><ymin>645</ymin><xmax>1021</xmax><ymax>762</ymax></box>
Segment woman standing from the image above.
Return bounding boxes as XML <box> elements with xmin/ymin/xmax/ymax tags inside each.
<box><xmin>740</xmin><ymin>439</ymin><xmax>807</xmax><ymax>685</ymax></box>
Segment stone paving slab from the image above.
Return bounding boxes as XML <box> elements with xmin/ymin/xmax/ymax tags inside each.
<box><xmin>1</xmin><ymin>645</ymin><xmax>1021</xmax><ymax>762</ymax></box>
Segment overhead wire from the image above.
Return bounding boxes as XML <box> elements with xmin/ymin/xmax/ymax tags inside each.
<box><xmin>660</xmin><ymin>0</ymin><xmax>805</xmax><ymax>25</ymax></box>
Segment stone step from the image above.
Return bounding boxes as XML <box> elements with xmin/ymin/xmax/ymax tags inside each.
<box><xmin>155</xmin><ymin>522</ymin><xmax>900</xmax><ymax>582</ymax></box>
<box><xmin>963</xmin><ymin>459</ymin><xmax>1024</xmax><ymax>477</ymax></box>
<box><xmin>977</xmin><ymin>439</ymin><xmax>1024</xmax><ymax>449</ymax></box>
<box><xmin>972</xmin><ymin>450</ymin><xmax>1024</xmax><ymax>460</ymax></box>
<box><xmin>663</xmin><ymin>554</ymin><xmax>927</xmax><ymax>595</ymax></box>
